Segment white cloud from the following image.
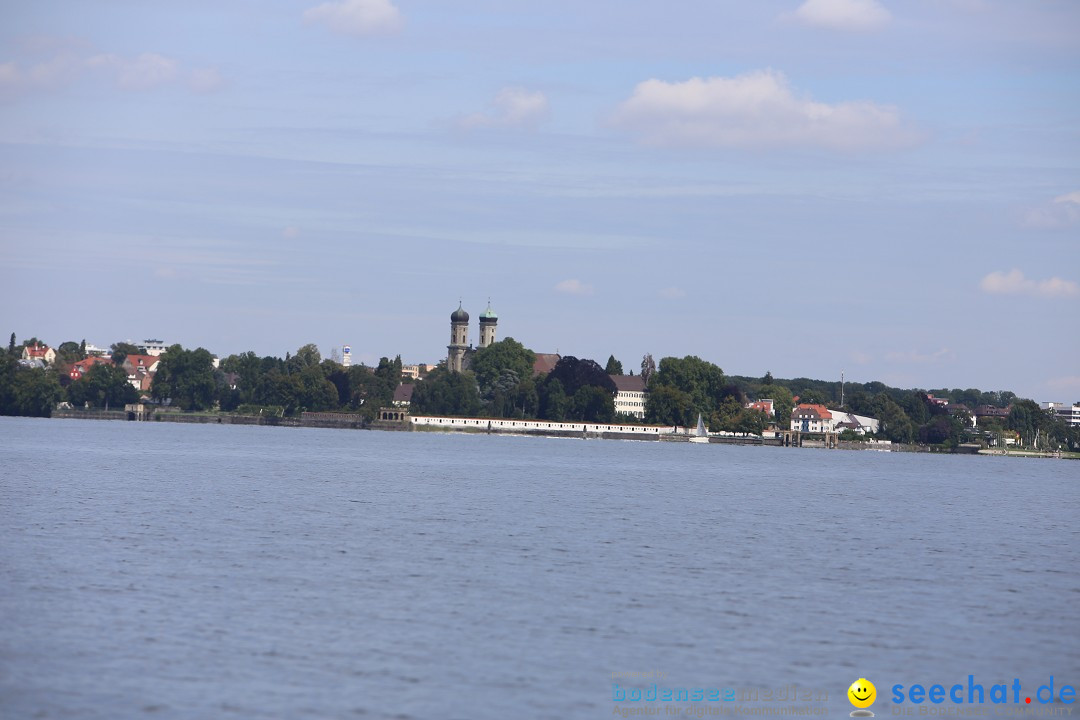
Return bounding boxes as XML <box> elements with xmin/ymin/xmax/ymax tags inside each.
<box><xmin>1</xmin><ymin>49</ymin><xmax>221</xmax><ymax>97</ymax></box>
<box><xmin>87</xmin><ymin>53</ymin><xmax>179</xmax><ymax>90</ymax></box>
<box><xmin>0</xmin><ymin>54</ymin><xmax>81</xmax><ymax>97</ymax></box>
<box><xmin>611</xmin><ymin>69</ymin><xmax>916</xmax><ymax>151</ymax></box>
<box><xmin>790</xmin><ymin>0</ymin><xmax>892</xmax><ymax>31</ymax></box>
<box><xmin>980</xmin><ymin>269</ymin><xmax>1079</xmax><ymax>298</ymax></box>
<box><xmin>303</xmin><ymin>0</ymin><xmax>402</xmax><ymax>36</ymax></box>
<box><xmin>188</xmin><ymin>67</ymin><xmax>225</xmax><ymax>94</ymax></box>
<box><xmin>1025</xmin><ymin>190</ymin><xmax>1080</xmax><ymax>229</ymax></box>
<box><xmin>554</xmin><ymin>279</ymin><xmax>594</xmax><ymax>296</ymax></box>
<box><xmin>884</xmin><ymin>348</ymin><xmax>954</xmax><ymax>364</ymax></box>
<box><xmin>460</xmin><ymin>87</ymin><xmax>549</xmax><ymax>130</ymax></box>
<box><xmin>658</xmin><ymin>287</ymin><xmax>686</xmax><ymax>299</ymax></box>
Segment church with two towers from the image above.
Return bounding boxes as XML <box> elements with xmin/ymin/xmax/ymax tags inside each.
<box><xmin>446</xmin><ymin>301</ymin><xmax>498</xmax><ymax>373</ymax></box>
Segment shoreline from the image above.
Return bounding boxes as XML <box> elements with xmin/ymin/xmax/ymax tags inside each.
<box><xmin>45</xmin><ymin>410</ymin><xmax>1077</xmax><ymax>459</ymax></box>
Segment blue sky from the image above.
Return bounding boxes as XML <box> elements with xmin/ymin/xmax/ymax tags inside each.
<box><xmin>1</xmin><ymin>0</ymin><xmax>1077</xmax><ymax>401</ymax></box>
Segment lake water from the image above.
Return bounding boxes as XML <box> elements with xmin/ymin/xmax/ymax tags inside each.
<box><xmin>1</xmin><ymin>417</ymin><xmax>1077</xmax><ymax>719</ymax></box>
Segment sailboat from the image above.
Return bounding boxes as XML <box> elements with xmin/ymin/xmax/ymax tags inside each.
<box><xmin>689</xmin><ymin>413</ymin><xmax>709</xmax><ymax>443</ymax></box>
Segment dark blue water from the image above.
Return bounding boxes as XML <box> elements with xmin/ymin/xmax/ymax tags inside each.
<box><xmin>1</xmin><ymin>417</ymin><xmax>1077</xmax><ymax>719</ymax></box>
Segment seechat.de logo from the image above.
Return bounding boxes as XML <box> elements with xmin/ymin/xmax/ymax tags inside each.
<box><xmin>891</xmin><ymin>676</ymin><xmax>1076</xmax><ymax>706</ymax></box>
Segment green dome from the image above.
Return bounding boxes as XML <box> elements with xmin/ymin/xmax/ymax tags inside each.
<box><xmin>480</xmin><ymin>303</ymin><xmax>498</xmax><ymax>322</ymax></box>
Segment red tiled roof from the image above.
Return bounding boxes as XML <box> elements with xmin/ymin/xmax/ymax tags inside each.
<box><xmin>532</xmin><ymin>353</ymin><xmax>561</xmax><ymax>376</ymax></box>
<box><xmin>793</xmin><ymin>403</ymin><xmax>832</xmax><ymax>420</ymax></box>
<box><xmin>124</xmin><ymin>355</ymin><xmax>158</xmax><ymax>371</ymax></box>
<box><xmin>24</xmin><ymin>344</ymin><xmax>50</xmax><ymax>358</ymax></box>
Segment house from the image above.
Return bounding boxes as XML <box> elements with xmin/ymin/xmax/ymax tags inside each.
<box><xmin>829</xmin><ymin>410</ymin><xmax>880</xmax><ymax>435</ymax></box>
<box><xmin>21</xmin><ymin>344</ymin><xmax>56</xmax><ymax>365</ymax></box>
<box><xmin>532</xmin><ymin>353</ymin><xmax>561</xmax><ymax>376</ymax></box>
<box><xmin>401</xmin><ymin>364</ymin><xmax>432</xmax><ymax>380</ymax></box>
<box><xmin>392</xmin><ymin>384</ymin><xmax>415</xmax><ymax>408</ymax></box>
<box><xmin>609</xmin><ymin>374</ymin><xmax>647</xmax><ymax>419</ymax></box>
<box><xmin>122</xmin><ymin>354</ymin><xmax>160</xmax><ymax>390</ymax></box>
<box><xmin>746</xmin><ymin>399</ymin><xmax>775</xmax><ymax>417</ymax></box>
<box><xmin>69</xmin><ymin>356</ymin><xmax>112</xmax><ymax>381</ymax></box>
<box><xmin>973</xmin><ymin>405</ymin><xmax>1010</xmax><ymax>426</ymax></box>
<box><xmin>791</xmin><ymin>404</ymin><xmax>834</xmax><ymax>433</ymax></box>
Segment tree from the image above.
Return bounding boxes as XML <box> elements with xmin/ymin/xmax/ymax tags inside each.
<box><xmin>110</xmin><ymin>342</ymin><xmax>140</xmax><ymax>366</ymax></box>
<box><xmin>56</xmin><ymin>341</ymin><xmax>84</xmax><ymax>365</ymax></box>
<box><xmin>12</xmin><ymin>368</ymin><xmax>62</xmax><ymax>417</ymax></box>
<box><xmin>605</xmin><ymin>355</ymin><xmax>624</xmax><ymax>376</ymax></box>
<box><xmin>410</xmin><ymin>368</ymin><xmax>481</xmax><ymax>416</ymax></box>
<box><xmin>570</xmin><ymin>385</ymin><xmax>615</xmax><ymax>423</ymax></box>
<box><xmin>756</xmin><ymin>384</ymin><xmax>794</xmax><ymax>427</ymax></box>
<box><xmin>539</xmin><ymin>378</ymin><xmax>569</xmax><ymax>421</ymax></box>
<box><xmin>151</xmin><ymin>345</ymin><xmax>217</xmax><ymax>411</ymax></box>
<box><xmin>470</xmin><ymin>338</ymin><xmax>536</xmax><ymax>394</ymax></box>
<box><xmin>761</xmin><ymin>371</ymin><xmax>774</xmax><ymax>385</ymax></box>
<box><xmin>874</xmin><ymin>393</ymin><xmax>914</xmax><ymax>443</ymax></box>
<box><xmin>7</xmin><ymin>333</ymin><xmax>14</xmax><ymax>354</ymax></box>
<box><xmin>652</xmin><ymin>355</ymin><xmax>726</xmax><ymax>418</ymax></box>
<box><xmin>67</xmin><ymin>363</ymin><xmax>137</xmax><ymax>408</ymax></box>
<box><xmin>645</xmin><ymin>385</ymin><xmax>695</xmax><ymax>427</ymax></box>
<box><xmin>544</xmin><ymin>356</ymin><xmax>616</xmax><ymax>397</ymax></box>
<box><xmin>640</xmin><ymin>353</ymin><xmax>656</xmax><ymax>387</ymax></box>
<box><xmin>287</xmin><ymin>343</ymin><xmax>322</xmax><ymax>373</ymax></box>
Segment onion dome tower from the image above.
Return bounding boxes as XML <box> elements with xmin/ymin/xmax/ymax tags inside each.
<box><xmin>447</xmin><ymin>301</ymin><xmax>469</xmax><ymax>373</ymax></box>
<box><xmin>478</xmin><ymin>301</ymin><xmax>498</xmax><ymax>349</ymax></box>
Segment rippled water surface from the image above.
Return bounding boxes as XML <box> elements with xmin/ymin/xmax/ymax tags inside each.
<box><xmin>1</xmin><ymin>417</ymin><xmax>1077</xmax><ymax>719</ymax></box>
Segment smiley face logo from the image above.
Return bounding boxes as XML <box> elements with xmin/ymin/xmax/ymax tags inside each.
<box><xmin>848</xmin><ymin>678</ymin><xmax>877</xmax><ymax>709</ymax></box>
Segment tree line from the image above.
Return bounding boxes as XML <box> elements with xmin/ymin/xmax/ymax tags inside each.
<box><xmin>1</xmin><ymin>332</ymin><xmax>1076</xmax><ymax>450</ymax></box>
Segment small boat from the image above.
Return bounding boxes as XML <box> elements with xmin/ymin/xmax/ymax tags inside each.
<box><xmin>689</xmin><ymin>413</ymin><xmax>709</xmax><ymax>443</ymax></box>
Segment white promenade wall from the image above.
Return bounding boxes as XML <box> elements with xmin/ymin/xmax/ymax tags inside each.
<box><xmin>410</xmin><ymin>416</ymin><xmax>677</xmax><ymax>436</ymax></box>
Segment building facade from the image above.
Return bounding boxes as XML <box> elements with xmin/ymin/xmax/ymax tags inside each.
<box><xmin>610</xmin><ymin>375</ymin><xmax>647</xmax><ymax>419</ymax></box>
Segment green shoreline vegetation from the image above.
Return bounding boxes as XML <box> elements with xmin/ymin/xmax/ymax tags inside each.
<box><xmin>2</xmin><ymin>333</ymin><xmax>1077</xmax><ymax>454</ymax></box>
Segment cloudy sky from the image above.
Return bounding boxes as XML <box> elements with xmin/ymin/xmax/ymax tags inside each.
<box><xmin>1</xmin><ymin>0</ymin><xmax>1077</xmax><ymax>400</ymax></box>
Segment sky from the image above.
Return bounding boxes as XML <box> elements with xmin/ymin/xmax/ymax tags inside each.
<box><xmin>1</xmin><ymin>0</ymin><xmax>1078</xmax><ymax>401</ymax></box>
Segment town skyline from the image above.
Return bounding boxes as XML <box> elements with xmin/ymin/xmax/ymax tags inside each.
<box><xmin>2</xmin><ymin>1</ymin><xmax>1078</xmax><ymax>403</ymax></box>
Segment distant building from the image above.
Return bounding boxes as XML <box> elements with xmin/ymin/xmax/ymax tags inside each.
<box><xmin>791</xmin><ymin>404</ymin><xmax>834</xmax><ymax>433</ymax></box>
<box><xmin>343</xmin><ymin>345</ymin><xmax>352</xmax><ymax>368</ymax></box>
<box><xmin>532</xmin><ymin>353</ymin><xmax>561</xmax><ymax>376</ymax></box>
<box><xmin>401</xmin><ymin>364</ymin><xmax>432</xmax><ymax>380</ymax></box>
<box><xmin>392</xmin><ymin>384</ymin><xmax>415</xmax><ymax>408</ymax></box>
<box><xmin>141</xmin><ymin>339</ymin><xmax>169</xmax><ymax>357</ymax></box>
<box><xmin>21</xmin><ymin>344</ymin><xmax>56</xmax><ymax>365</ymax></box>
<box><xmin>84</xmin><ymin>343</ymin><xmax>109</xmax><ymax>357</ymax></box>
<box><xmin>447</xmin><ymin>301</ymin><xmax>498</xmax><ymax>373</ymax></box>
<box><xmin>610</xmin><ymin>375</ymin><xmax>647</xmax><ymax>419</ymax></box>
<box><xmin>926</xmin><ymin>394</ymin><xmax>950</xmax><ymax>408</ymax></box>
<box><xmin>973</xmin><ymin>405</ymin><xmax>1010</xmax><ymax>426</ymax></box>
<box><xmin>746</xmin><ymin>399</ymin><xmax>775</xmax><ymax>417</ymax></box>
<box><xmin>69</xmin><ymin>356</ymin><xmax>112</xmax><ymax>381</ymax></box>
<box><xmin>1042</xmin><ymin>401</ymin><xmax>1080</xmax><ymax>428</ymax></box>
<box><xmin>122</xmin><ymin>355</ymin><xmax>160</xmax><ymax>391</ymax></box>
<box><xmin>829</xmin><ymin>410</ymin><xmax>880</xmax><ymax>435</ymax></box>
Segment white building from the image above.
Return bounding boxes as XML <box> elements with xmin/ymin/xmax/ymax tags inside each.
<box><xmin>1042</xmin><ymin>401</ymin><xmax>1080</xmax><ymax>428</ymax></box>
<box><xmin>141</xmin><ymin>339</ymin><xmax>169</xmax><ymax>356</ymax></box>
<box><xmin>830</xmin><ymin>410</ymin><xmax>880</xmax><ymax>435</ymax></box>
<box><xmin>610</xmin><ymin>375</ymin><xmax>648</xmax><ymax>419</ymax></box>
